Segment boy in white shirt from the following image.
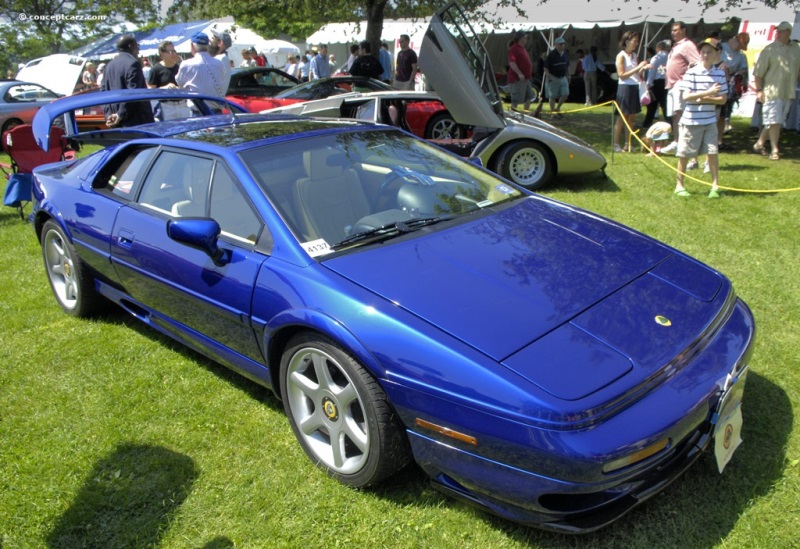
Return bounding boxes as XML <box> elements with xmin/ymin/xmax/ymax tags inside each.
<box><xmin>674</xmin><ymin>39</ymin><xmax>728</xmax><ymax>198</ymax></box>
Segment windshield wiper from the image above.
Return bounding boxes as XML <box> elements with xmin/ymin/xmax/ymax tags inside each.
<box><xmin>330</xmin><ymin>216</ymin><xmax>445</xmax><ymax>251</ymax></box>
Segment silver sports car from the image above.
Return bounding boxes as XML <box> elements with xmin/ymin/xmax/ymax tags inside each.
<box><xmin>266</xmin><ymin>5</ymin><xmax>606</xmax><ymax>190</ymax></box>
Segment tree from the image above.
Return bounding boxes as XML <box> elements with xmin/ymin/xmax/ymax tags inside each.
<box><xmin>166</xmin><ymin>0</ymin><xmax>484</xmax><ymax>60</ymax></box>
<box><xmin>1</xmin><ymin>0</ymin><xmax>158</xmax><ymax>74</ymax></box>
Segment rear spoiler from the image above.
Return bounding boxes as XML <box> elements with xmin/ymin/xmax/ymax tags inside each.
<box><xmin>32</xmin><ymin>89</ymin><xmax>243</xmax><ymax>151</ymax></box>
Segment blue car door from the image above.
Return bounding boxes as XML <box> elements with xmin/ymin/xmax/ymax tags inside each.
<box><xmin>110</xmin><ymin>148</ymin><xmax>267</xmax><ymax>364</ymax></box>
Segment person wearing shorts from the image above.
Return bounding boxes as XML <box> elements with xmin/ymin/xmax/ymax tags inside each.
<box><xmin>662</xmin><ymin>22</ymin><xmax>700</xmax><ymax>154</ymax></box>
<box><xmin>545</xmin><ymin>37</ymin><xmax>569</xmax><ymax>117</ymax></box>
<box><xmin>752</xmin><ymin>21</ymin><xmax>800</xmax><ymax>161</ymax></box>
<box><xmin>674</xmin><ymin>39</ymin><xmax>728</xmax><ymax>198</ymax></box>
<box><xmin>507</xmin><ymin>32</ymin><xmax>534</xmax><ymax>111</ymax></box>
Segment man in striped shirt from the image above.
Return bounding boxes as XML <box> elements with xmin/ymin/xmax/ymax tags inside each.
<box><xmin>674</xmin><ymin>39</ymin><xmax>728</xmax><ymax>198</ymax></box>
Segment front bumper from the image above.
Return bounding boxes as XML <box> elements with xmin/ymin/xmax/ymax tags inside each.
<box><xmin>396</xmin><ymin>297</ymin><xmax>755</xmax><ymax>533</ymax></box>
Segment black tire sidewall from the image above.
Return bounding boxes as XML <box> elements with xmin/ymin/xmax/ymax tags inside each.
<box><xmin>41</xmin><ymin>219</ymin><xmax>98</xmax><ymax>317</ymax></box>
<box><xmin>495</xmin><ymin>141</ymin><xmax>552</xmax><ymax>190</ymax></box>
<box><xmin>279</xmin><ymin>332</ymin><xmax>408</xmax><ymax>487</ymax></box>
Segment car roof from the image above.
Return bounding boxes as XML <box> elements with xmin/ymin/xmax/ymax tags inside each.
<box><xmin>31</xmin><ymin>89</ymin><xmax>374</xmax><ymax>151</ymax></box>
<box><xmin>164</xmin><ymin>116</ymin><xmax>373</xmax><ymax>151</ymax></box>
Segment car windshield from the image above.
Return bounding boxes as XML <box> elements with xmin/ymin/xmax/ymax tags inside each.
<box><xmin>239</xmin><ymin>129</ymin><xmax>523</xmax><ymax>256</ymax></box>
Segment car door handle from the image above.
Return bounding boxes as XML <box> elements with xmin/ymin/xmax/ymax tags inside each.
<box><xmin>118</xmin><ymin>229</ymin><xmax>135</xmax><ymax>248</ymax></box>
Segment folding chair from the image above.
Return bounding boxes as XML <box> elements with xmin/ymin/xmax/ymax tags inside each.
<box><xmin>1</xmin><ymin>124</ymin><xmax>74</xmax><ymax>220</ymax></box>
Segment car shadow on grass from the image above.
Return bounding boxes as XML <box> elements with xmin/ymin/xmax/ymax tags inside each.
<box><xmin>544</xmin><ymin>171</ymin><xmax>621</xmax><ymax>193</ymax></box>
<box><xmin>47</xmin><ymin>443</ymin><xmax>204</xmax><ymax>548</ymax></box>
<box><xmin>90</xmin><ymin>308</ymin><xmax>790</xmax><ymax>546</ymax></box>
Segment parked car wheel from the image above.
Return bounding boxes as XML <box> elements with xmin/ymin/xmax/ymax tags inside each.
<box><xmin>2</xmin><ymin>118</ymin><xmax>23</xmax><ymax>136</ymax></box>
<box><xmin>494</xmin><ymin>141</ymin><xmax>553</xmax><ymax>189</ymax></box>
<box><xmin>425</xmin><ymin>112</ymin><xmax>464</xmax><ymax>139</ymax></box>
<box><xmin>280</xmin><ymin>332</ymin><xmax>411</xmax><ymax>487</ymax></box>
<box><xmin>41</xmin><ymin>219</ymin><xmax>103</xmax><ymax>317</ymax></box>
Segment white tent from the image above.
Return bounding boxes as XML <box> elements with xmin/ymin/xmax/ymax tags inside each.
<box><xmin>65</xmin><ymin>19</ymin><xmax>303</xmax><ymax>68</ymax></box>
<box><xmin>464</xmin><ymin>0</ymin><xmax>798</xmax><ymax>77</ymax></box>
<box><xmin>306</xmin><ymin>19</ymin><xmax>429</xmax><ymax>69</ymax></box>
<box><xmin>473</xmin><ymin>0</ymin><xmax>797</xmax><ymax>29</ymax></box>
<box><xmin>471</xmin><ymin>0</ymin><xmax>798</xmax><ymax>52</ymax></box>
<box><xmin>257</xmin><ymin>39</ymin><xmax>302</xmax><ymax>67</ymax></box>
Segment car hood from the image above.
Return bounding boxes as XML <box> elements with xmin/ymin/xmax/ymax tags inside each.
<box><xmin>420</xmin><ymin>2</ymin><xmax>506</xmax><ymax>130</ymax></box>
<box><xmin>17</xmin><ymin>54</ymin><xmax>86</xmax><ymax>97</ymax></box>
<box><xmin>325</xmin><ymin>198</ymin><xmax>691</xmax><ymax>361</ymax></box>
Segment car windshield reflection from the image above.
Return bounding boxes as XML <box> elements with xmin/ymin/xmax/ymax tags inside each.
<box><xmin>239</xmin><ymin>129</ymin><xmax>523</xmax><ymax>256</ymax></box>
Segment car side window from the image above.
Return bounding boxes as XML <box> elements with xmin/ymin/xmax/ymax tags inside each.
<box><xmin>209</xmin><ymin>163</ymin><xmax>262</xmax><ymax>245</ymax></box>
<box><xmin>101</xmin><ymin>147</ymin><xmax>157</xmax><ymax>199</ymax></box>
<box><xmin>138</xmin><ymin>151</ymin><xmax>213</xmax><ymax>216</ymax></box>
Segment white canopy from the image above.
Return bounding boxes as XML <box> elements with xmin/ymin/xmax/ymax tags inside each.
<box><xmin>306</xmin><ymin>19</ymin><xmax>428</xmax><ymax>47</ymax></box>
<box><xmin>256</xmin><ymin>39</ymin><xmax>302</xmax><ymax>67</ymax></box>
<box><xmin>473</xmin><ymin>0</ymin><xmax>798</xmax><ymax>29</ymax></box>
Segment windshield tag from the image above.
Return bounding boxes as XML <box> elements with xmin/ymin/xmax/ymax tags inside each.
<box><xmin>302</xmin><ymin>239</ymin><xmax>332</xmax><ymax>257</ymax></box>
<box><xmin>494</xmin><ymin>184</ymin><xmax>515</xmax><ymax>195</ymax></box>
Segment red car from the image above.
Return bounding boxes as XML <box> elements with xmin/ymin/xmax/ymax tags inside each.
<box><xmin>256</xmin><ymin>76</ymin><xmax>464</xmax><ymax>139</ymax></box>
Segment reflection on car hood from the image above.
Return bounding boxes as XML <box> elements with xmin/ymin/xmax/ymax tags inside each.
<box><xmin>324</xmin><ymin>198</ymin><xmax>674</xmax><ymax>361</ymax></box>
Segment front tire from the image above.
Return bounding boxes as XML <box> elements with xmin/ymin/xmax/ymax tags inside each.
<box><xmin>280</xmin><ymin>332</ymin><xmax>411</xmax><ymax>487</ymax></box>
<box><xmin>41</xmin><ymin>219</ymin><xmax>103</xmax><ymax>317</ymax></box>
<box><xmin>494</xmin><ymin>141</ymin><xmax>553</xmax><ymax>189</ymax></box>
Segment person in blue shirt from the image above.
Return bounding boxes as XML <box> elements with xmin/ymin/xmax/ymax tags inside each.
<box><xmin>309</xmin><ymin>45</ymin><xmax>331</xmax><ymax>80</ymax></box>
<box><xmin>581</xmin><ymin>46</ymin><xmax>605</xmax><ymax>105</ymax></box>
<box><xmin>643</xmin><ymin>40</ymin><xmax>670</xmax><ymax>127</ymax></box>
<box><xmin>379</xmin><ymin>42</ymin><xmax>393</xmax><ymax>84</ymax></box>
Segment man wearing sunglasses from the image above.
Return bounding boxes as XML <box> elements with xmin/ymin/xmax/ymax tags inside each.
<box><xmin>148</xmin><ymin>40</ymin><xmax>190</xmax><ymax>120</ymax></box>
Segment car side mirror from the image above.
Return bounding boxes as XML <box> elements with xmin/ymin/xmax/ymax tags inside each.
<box><xmin>167</xmin><ymin>218</ymin><xmax>231</xmax><ymax>266</ymax></box>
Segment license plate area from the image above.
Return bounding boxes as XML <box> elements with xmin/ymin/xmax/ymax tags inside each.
<box><xmin>713</xmin><ymin>366</ymin><xmax>748</xmax><ymax>473</ymax></box>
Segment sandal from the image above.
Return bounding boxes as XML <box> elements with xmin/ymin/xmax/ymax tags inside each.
<box><xmin>753</xmin><ymin>143</ymin><xmax>767</xmax><ymax>156</ymax></box>
<box><xmin>674</xmin><ymin>189</ymin><xmax>691</xmax><ymax>197</ymax></box>
<box><xmin>769</xmin><ymin>152</ymin><xmax>780</xmax><ymax>160</ymax></box>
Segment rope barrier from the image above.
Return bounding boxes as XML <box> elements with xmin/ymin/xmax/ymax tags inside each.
<box><xmin>556</xmin><ymin>100</ymin><xmax>800</xmax><ymax>194</ymax></box>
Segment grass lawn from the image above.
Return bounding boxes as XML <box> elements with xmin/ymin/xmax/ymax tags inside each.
<box><xmin>1</xmin><ymin>108</ymin><xmax>798</xmax><ymax>548</ymax></box>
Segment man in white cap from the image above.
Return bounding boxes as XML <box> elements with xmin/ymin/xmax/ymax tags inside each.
<box><xmin>752</xmin><ymin>21</ymin><xmax>800</xmax><ymax>161</ymax></box>
<box><xmin>210</xmin><ymin>29</ymin><xmax>233</xmax><ymax>86</ymax></box>
<box><xmin>177</xmin><ymin>32</ymin><xmax>227</xmax><ymax>100</ymax></box>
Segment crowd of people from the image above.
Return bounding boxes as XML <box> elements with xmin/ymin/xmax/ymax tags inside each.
<box><xmin>93</xmin><ymin>31</ymin><xmax>423</xmax><ymax>127</ymax></box>
<box><xmin>508</xmin><ymin>20</ymin><xmax>800</xmax><ymax>198</ymax></box>
<box><xmin>16</xmin><ymin>20</ymin><xmax>798</xmax><ymax>200</ymax></box>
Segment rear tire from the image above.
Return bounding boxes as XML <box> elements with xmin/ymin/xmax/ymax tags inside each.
<box><xmin>425</xmin><ymin>113</ymin><xmax>464</xmax><ymax>139</ymax></box>
<box><xmin>41</xmin><ymin>219</ymin><xmax>103</xmax><ymax>317</ymax></box>
<box><xmin>280</xmin><ymin>332</ymin><xmax>411</xmax><ymax>487</ymax></box>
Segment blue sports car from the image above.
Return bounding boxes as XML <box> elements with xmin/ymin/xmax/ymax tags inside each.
<box><xmin>30</xmin><ymin>88</ymin><xmax>754</xmax><ymax>533</ymax></box>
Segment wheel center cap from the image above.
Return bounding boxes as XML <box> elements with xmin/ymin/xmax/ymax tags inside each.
<box><xmin>322</xmin><ymin>397</ymin><xmax>339</xmax><ymax>421</ymax></box>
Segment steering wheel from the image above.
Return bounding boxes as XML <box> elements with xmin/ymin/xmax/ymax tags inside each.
<box><xmin>372</xmin><ymin>167</ymin><xmax>434</xmax><ymax>211</ymax></box>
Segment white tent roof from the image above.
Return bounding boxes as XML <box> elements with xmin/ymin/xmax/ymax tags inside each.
<box><xmin>306</xmin><ymin>18</ymin><xmax>429</xmax><ymax>47</ymax></box>
<box><xmin>473</xmin><ymin>0</ymin><xmax>798</xmax><ymax>30</ymax></box>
